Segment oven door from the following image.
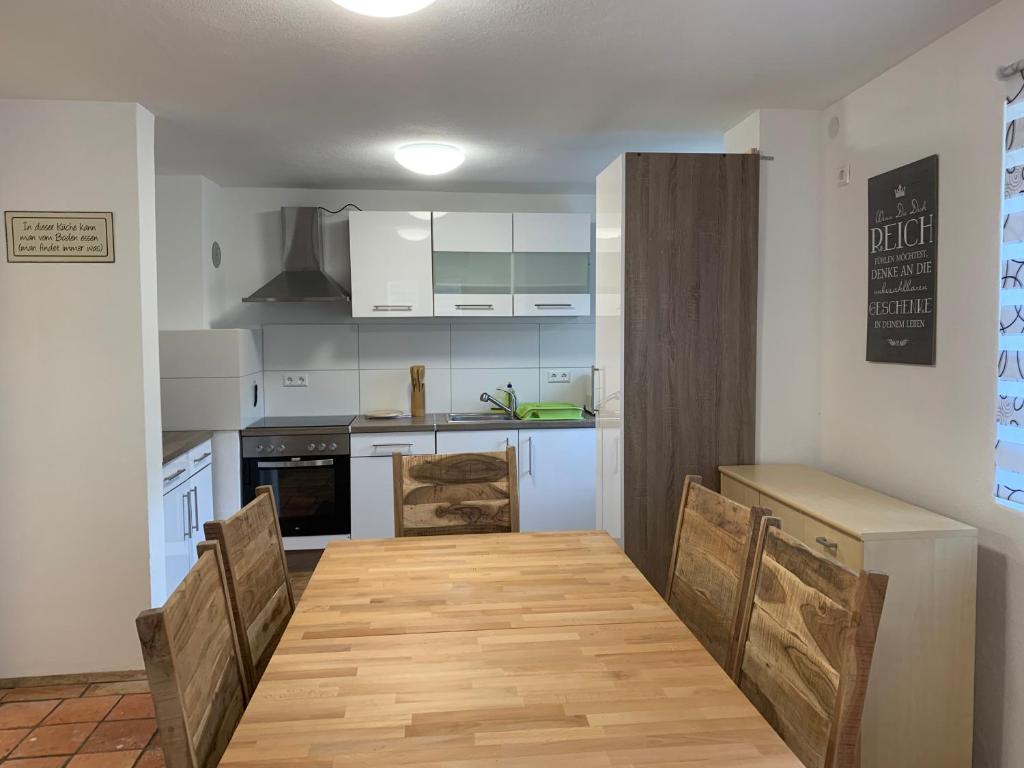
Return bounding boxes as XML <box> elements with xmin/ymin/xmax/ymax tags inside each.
<box><xmin>244</xmin><ymin>454</ymin><xmax>351</xmax><ymax>537</ymax></box>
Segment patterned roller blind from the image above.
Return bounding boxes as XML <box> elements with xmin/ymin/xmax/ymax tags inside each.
<box><xmin>996</xmin><ymin>70</ymin><xmax>1024</xmax><ymax>508</ymax></box>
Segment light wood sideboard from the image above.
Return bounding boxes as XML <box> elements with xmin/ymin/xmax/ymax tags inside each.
<box><xmin>719</xmin><ymin>464</ymin><xmax>977</xmax><ymax>768</ymax></box>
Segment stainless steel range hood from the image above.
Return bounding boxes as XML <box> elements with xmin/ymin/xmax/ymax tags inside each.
<box><xmin>243</xmin><ymin>207</ymin><xmax>352</xmax><ymax>303</ymax></box>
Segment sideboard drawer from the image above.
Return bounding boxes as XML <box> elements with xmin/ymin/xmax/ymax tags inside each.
<box><xmin>758</xmin><ymin>493</ymin><xmax>806</xmax><ymax>542</ymax></box>
<box><xmin>803</xmin><ymin>516</ymin><xmax>863</xmax><ymax>570</ymax></box>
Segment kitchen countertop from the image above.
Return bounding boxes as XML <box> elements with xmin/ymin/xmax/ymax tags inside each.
<box><xmin>350</xmin><ymin>413</ymin><xmax>595</xmax><ymax>433</ymax></box>
<box><xmin>162</xmin><ymin>430</ymin><xmax>213</xmax><ymax>464</ymax></box>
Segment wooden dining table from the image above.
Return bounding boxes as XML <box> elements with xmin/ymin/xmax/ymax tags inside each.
<box><xmin>219</xmin><ymin>531</ymin><xmax>801</xmax><ymax>767</ymax></box>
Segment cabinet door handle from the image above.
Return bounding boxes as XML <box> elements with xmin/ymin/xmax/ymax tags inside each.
<box><xmin>182</xmin><ymin>492</ymin><xmax>190</xmax><ymax>539</ymax></box>
<box><xmin>191</xmin><ymin>487</ymin><xmax>199</xmax><ymax>532</ymax></box>
<box><xmin>253</xmin><ymin>382</ymin><xmax>259</xmax><ymax>408</ymax></box>
<box><xmin>164</xmin><ymin>467</ymin><xmax>186</xmax><ymax>484</ymax></box>
<box><xmin>534</xmin><ymin>303</ymin><xmax>573</xmax><ymax>309</ymax></box>
<box><xmin>193</xmin><ymin>452</ymin><xmax>212</xmax><ymax>464</ymax></box>
<box><xmin>373</xmin><ymin>304</ymin><xmax>413</xmax><ymax>312</ymax></box>
<box><xmin>591</xmin><ymin>365</ymin><xmax>600</xmax><ymax>412</ymax></box>
<box><xmin>815</xmin><ymin>536</ymin><xmax>839</xmax><ymax>553</ymax></box>
<box><xmin>455</xmin><ymin>303</ymin><xmax>494</xmax><ymax>310</ymax></box>
<box><xmin>523</xmin><ymin>436</ymin><xmax>533</xmax><ymax>476</ymax></box>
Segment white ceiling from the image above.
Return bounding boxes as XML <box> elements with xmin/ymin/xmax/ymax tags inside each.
<box><xmin>0</xmin><ymin>0</ymin><xmax>996</xmax><ymax>192</ymax></box>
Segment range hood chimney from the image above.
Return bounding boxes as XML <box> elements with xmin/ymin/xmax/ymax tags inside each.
<box><xmin>242</xmin><ymin>207</ymin><xmax>351</xmax><ymax>303</ymax></box>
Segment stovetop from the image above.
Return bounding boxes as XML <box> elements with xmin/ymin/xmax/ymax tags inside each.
<box><xmin>240</xmin><ymin>415</ymin><xmax>357</xmax><ymax>435</ymax></box>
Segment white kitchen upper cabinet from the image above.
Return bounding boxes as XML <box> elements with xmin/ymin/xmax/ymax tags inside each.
<box><xmin>433</xmin><ymin>212</ymin><xmax>514</xmax><ymax>317</ymax></box>
<box><xmin>512</xmin><ymin>213</ymin><xmax>591</xmax><ymax>317</ymax></box>
<box><xmin>518</xmin><ymin>428</ymin><xmax>596</xmax><ymax>532</ymax></box>
<box><xmin>349</xmin><ymin>211</ymin><xmax>434</xmax><ymax>317</ymax></box>
<box><xmin>513</xmin><ymin>213</ymin><xmax>592</xmax><ymax>253</ymax></box>
<box><xmin>432</xmin><ymin>212</ymin><xmax>512</xmax><ymax>252</ymax></box>
<box><xmin>350</xmin><ymin>456</ymin><xmax>397</xmax><ymax>540</ymax></box>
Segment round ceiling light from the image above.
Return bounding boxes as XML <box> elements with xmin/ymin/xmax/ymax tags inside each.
<box><xmin>394</xmin><ymin>143</ymin><xmax>465</xmax><ymax>175</ymax></box>
<box><xmin>333</xmin><ymin>0</ymin><xmax>436</xmax><ymax>17</ymax></box>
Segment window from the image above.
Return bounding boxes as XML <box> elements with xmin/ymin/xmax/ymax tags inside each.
<box><xmin>996</xmin><ymin>71</ymin><xmax>1024</xmax><ymax>508</ymax></box>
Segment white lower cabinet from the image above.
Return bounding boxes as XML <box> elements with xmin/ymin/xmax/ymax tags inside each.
<box><xmin>350</xmin><ymin>457</ymin><xmax>397</xmax><ymax>540</ymax></box>
<box><xmin>160</xmin><ymin>441</ymin><xmax>214</xmax><ymax>602</ymax></box>
<box><xmin>350</xmin><ymin>431</ymin><xmax>435</xmax><ymax>540</ymax></box>
<box><xmin>162</xmin><ymin>476</ymin><xmax>192</xmax><ymax>597</ymax></box>
<box><xmin>349</xmin><ymin>428</ymin><xmax>597</xmax><ymax>538</ymax></box>
<box><xmin>436</xmin><ymin>429</ymin><xmax>517</xmax><ymax>454</ymax></box>
<box><xmin>518</xmin><ymin>428</ymin><xmax>596</xmax><ymax>532</ymax></box>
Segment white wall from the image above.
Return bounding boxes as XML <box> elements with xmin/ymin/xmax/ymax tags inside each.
<box><xmin>155</xmin><ymin>175</ymin><xmax>205</xmax><ymax>329</ymax></box>
<box><xmin>816</xmin><ymin>2</ymin><xmax>1024</xmax><ymax>764</ymax></box>
<box><xmin>725</xmin><ymin>110</ymin><xmax>822</xmax><ymax>464</ymax></box>
<box><xmin>0</xmin><ymin>100</ymin><xmax>161</xmax><ymax>676</ymax></box>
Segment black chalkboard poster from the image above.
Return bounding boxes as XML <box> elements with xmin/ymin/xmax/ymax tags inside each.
<box><xmin>866</xmin><ymin>155</ymin><xmax>938</xmax><ymax>365</ymax></box>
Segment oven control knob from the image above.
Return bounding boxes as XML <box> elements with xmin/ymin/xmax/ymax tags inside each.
<box><xmin>307</xmin><ymin>442</ymin><xmax>316</xmax><ymax>451</ymax></box>
<box><xmin>329</xmin><ymin>442</ymin><xmax>338</xmax><ymax>451</ymax></box>
<box><xmin>318</xmin><ymin>442</ymin><xmax>327</xmax><ymax>451</ymax></box>
<box><xmin>276</xmin><ymin>444</ymin><xmax>286</xmax><ymax>453</ymax></box>
<box><xmin>256</xmin><ymin>444</ymin><xmax>265</xmax><ymax>453</ymax></box>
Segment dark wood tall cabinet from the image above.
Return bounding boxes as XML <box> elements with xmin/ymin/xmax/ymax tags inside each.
<box><xmin>594</xmin><ymin>153</ymin><xmax>759</xmax><ymax>588</ymax></box>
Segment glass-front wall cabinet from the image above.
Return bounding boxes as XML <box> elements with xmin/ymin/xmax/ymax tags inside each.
<box><xmin>432</xmin><ymin>212</ymin><xmax>513</xmax><ymax>316</ymax></box>
<box><xmin>512</xmin><ymin>212</ymin><xmax>592</xmax><ymax>316</ymax></box>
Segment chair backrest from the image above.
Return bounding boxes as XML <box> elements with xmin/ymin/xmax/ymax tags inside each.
<box><xmin>664</xmin><ymin>474</ymin><xmax>772</xmax><ymax>677</ymax></box>
<box><xmin>393</xmin><ymin>447</ymin><xmax>520</xmax><ymax>537</ymax></box>
<box><xmin>136</xmin><ymin>541</ymin><xmax>250</xmax><ymax>768</ymax></box>
<box><xmin>736</xmin><ymin>524</ymin><xmax>888</xmax><ymax>768</ymax></box>
<box><xmin>203</xmin><ymin>485</ymin><xmax>295</xmax><ymax>691</ymax></box>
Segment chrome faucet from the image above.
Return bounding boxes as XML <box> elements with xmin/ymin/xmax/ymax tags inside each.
<box><xmin>480</xmin><ymin>387</ymin><xmax>518</xmax><ymax>417</ymax></box>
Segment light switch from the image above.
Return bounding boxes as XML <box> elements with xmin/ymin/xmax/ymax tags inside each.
<box><xmin>283</xmin><ymin>373</ymin><xmax>309</xmax><ymax>387</ymax></box>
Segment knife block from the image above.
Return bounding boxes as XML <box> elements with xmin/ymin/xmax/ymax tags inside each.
<box><xmin>410</xmin><ymin>365</ymin><xmax>426</xmax><ymax>417</ymax></box>
<box><xmin>411</xmin><ymin>386</ymin><xmax>425</xmax><ymax>417</ymax></box>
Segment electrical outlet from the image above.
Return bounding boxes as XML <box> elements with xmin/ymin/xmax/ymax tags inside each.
<box><xmin>546</xmin><ymin>370</ymin><xmax>571</xmax><ymax>384</ymax></box>
<box><xmin>283</xmin><ymin>373</ymin><xmax>309</xmax><ymax>388</ymax></box>
<box><xmin>838</xmin><ymin>164</ymin><xmax>851</xmax><ymax>187</ymax></box>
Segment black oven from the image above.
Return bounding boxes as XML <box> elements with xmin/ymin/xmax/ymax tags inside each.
<box><xmin>241</xmin><ymin>432</ymin><xmax>351</xmax><ymax>537</ymax></box>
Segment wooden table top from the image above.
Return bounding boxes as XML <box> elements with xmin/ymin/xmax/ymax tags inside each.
<box><xmin>220</xmin><ymin>531</ymin><xmax>800</xmax><ymax>767</ymax></box>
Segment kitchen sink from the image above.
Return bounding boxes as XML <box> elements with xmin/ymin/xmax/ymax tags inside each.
<box><xmin>446</xmin><ymin>413</ymin><xmax>517</xmax><ymax>423</ymax></box>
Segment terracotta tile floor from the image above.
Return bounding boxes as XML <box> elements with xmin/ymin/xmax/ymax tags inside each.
<box><xmin>0</xmin><ymin>568</ymin><xmax>313</xmax><ymax>767</ymax></box>
<box><xmin>0</xmin><ymin>675</ymin><xmax>162</xmax><ymax>767</ymax></box>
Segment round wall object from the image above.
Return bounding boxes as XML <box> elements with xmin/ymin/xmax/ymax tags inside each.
<box><xmin>211</xmin><ymin>241</ymin><xmax>222</xmax><ymax>269</ymax></box>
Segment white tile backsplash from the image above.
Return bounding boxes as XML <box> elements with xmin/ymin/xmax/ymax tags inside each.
<box><xmin>450</xmin><ymin>369</ymin><xmax>540</xmax><ymax>413</ymax></box>
<box><xmin>263</xmin><ymin>324</ymin><xmax>358</xmax><ymax>371</ymax></box>
<box><xmin>358</xmin><ymin>325</ymin><xmax>451</xmax><ymax>369</ymax></box>
<box><xmin>451</xmin><ymin>324</ymin><xmax>539</xmax><ymax>369</ymax></box>
<box><xmin>360</xmin><ymin>369</ymin><xmax>452</xmax><ymax>413</ymax></box>
<box><xmin>539</xmin><ymin>324</ymin><xmax>595</xmax><ymax>368</ymax></box>
<box><xmin>263</xmin><ymin>369</ymin><xmax>360</xmax><ymax>416</ymax></box>
<box><xmin>539</xmin><ymin>367</ymin><xmax>593</xmax><ymax>408</ymax></box>
<box><xmin>258</xmin><ymin>321</ymin><xmax>593</xmax><ymax>417</ymax></box>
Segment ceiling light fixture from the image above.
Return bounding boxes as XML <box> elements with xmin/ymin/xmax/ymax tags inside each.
<box><xmin>394</xmin><ymin>143</ymin><xmax>465</xmax><ymax>175</ymax></box>
<box><xmin>333</xmin><ymin>0</ymin><xmax>436</xmax><ymax>17</ymax></box>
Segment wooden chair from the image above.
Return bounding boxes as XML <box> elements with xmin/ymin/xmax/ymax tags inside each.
<box><xmin>735</xmin><ymin>523</ymin><xmax>889</xmax><ymax>768</ymax></box>
<box><xmin>664</xmin><ymin>474</ymin><xmax>773</xmax><ymax>678</ymax></box>
<box><xmin>393</xmin><ymin>448</ymin><xmax>520</xmax><ymax>536</ymax></box>
<box><xmin>203</xmin><ymin>485</ymin><xmax>295</xmax><ymax>692</ymax></box>
<box><xmin>136</xmin><ymin>541</ymin><xmax>250</xmax><ymax>768</ymax></box>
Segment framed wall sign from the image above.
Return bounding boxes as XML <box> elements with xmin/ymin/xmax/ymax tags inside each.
<box><xmin>4</xmin><ymin>211</ymin><xmax>115</xmax><ymax>263</ymax></box>
<box><xmin>866</xmin><ymin>156</ymin><xmax>938</xmax><ymax>365</ymax></box>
